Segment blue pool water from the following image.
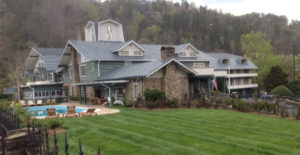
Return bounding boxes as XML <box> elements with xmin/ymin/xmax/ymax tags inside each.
<box><xmin>26</xmin><ymin>105</ymin><xmax>88</xmax><ymax>117</ymax></box>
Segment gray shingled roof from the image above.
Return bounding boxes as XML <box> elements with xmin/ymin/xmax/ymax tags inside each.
<box><xmin>3</xmin><ymin>87</ymin><xmax>18</xmax><ymax>94</ymax></box>
<box><xmin>34</xmin><ymin>48</ymin><xmax>64</xmax><ymax>71</ymax></box>
<box><xmin>67</xmin><ymin>40</ymin><xmax>213</xmax><ymax>62</ymax></box>
<box><xmin>98</xmin><ymin>58</ymin><xmax>196</xmax><ymax>81</ymax></box>
<box><xmin>98</xmin><ymin>60</ymin><xmax>167</xmax><ymax>81</ymax></box>
<box><xmin>207</xmin><ymin>53</ymin><xmax>257</xmax><ymax>70</ymax></box>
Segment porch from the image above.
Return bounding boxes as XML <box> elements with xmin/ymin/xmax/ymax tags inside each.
<box><xmin>72</xmin><ymin>80</ymin><xmax>129</xmax><ymax>106</ymax></box>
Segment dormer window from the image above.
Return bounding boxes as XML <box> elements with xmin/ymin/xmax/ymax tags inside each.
<box><xmin>119</xmin><ymin>51</ymin><xmax>129</xmax><ymax>56</ymax></box>
<box><xmin>190</xmin><ymin>53</ymin><xmax>196</xmax><ymax>57</ymax></box>
<box><xmin>241</xmin><ymin>59</ymin><xmax>247</xmax><ymax>64</ymax></box>
<box><xmin>179</xmin><ymin>52</ymin><xmax>186</xmax><ymax>57</ymax></box>
<box><xmin>107</xmin><ymin>25</ymin><xmax>112</xmax><ymax>40</ymax></box>
<box><xmin>134</xmin><ymin>51</ymin><xmax>142</xmax><ymax>56</ymax></box>
<box><xmin>222</xmin><ymin>59</ymin><xmax>229</xmax><ymax>64</ymax></box>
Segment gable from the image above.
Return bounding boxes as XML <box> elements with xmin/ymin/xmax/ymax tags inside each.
<box><xmin>25</xmin><ymin>50</ymin><xmax>40</xmax><ymax>71</ymax></box>
<box><xmin>98</xmin><ymin>19</ymin><xmax>124</xmax><ymax>42</ymax></box>
<box><xmin>118</xmin><ymin>42</ymin><xmax>144</xmax><ymax>56</ymax></box>
<box><xmin>178</xmin><ymin>45</ymin><xmax>198</xmax><ymax>57</ymax></box>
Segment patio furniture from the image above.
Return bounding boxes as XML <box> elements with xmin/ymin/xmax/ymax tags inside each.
<box><xmin>65</xmin><ymin>106</ymin><xmax>77</xmax><ymax>117</ymax></box>
<box><xmin>80</xmin><ymin>108</ymin><xmax>97</xmax><ymax>117</ymax></box>
<box><xmin>46</xmin><ymin>108</ymin><xmax>59</xmax><ymax>119</ymax></box>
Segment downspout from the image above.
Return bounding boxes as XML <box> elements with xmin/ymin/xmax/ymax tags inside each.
<box><xmin>98</xmin><ymin>60</ymin><xmax>101</xmax><ymax>77</ymax></box>
<box><xmin>100</xmin><ymin>83</ymin><xmax>112</xmax><ymax>106</ymax></box>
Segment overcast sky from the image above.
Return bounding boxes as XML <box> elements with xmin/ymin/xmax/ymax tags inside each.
<box><xmin>171</xmin><ymin>0</ymin><xmax>300</xmax><ymax>22</ymax></box>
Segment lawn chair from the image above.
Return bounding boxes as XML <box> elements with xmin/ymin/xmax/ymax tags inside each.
<box><xmin>65</xmin><ymin>106</ymin><xmax>77</xmax><ymax>117</ymax></box>
<box><xmin>46</xmin><ymin>108</ymin><xmax>59</xmax><ymax>119</ymax></box>
<box><xmin>80</xmin><ymin>108</ymin><xmax>97</xmax><ymax>117</ymax></box>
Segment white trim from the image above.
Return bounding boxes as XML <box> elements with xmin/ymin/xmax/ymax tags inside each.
<box><xmin>146</xmin><ymin>58</ymin><xmax>198</xmax><ymax>77</ymax></box>
<box><xmin>79</xmin><ymin>64</ymin><xmax>87</xmax><ymax>77</ymax></box>
<box><xmin>71</xmin><ymin>80</ymin><xmax>129</xmax><ymax>86</ymax></box>
<box><xmin>177</xmin><ymin>43</ymin><xmax>200</xmax><ymax>54</ymax></box>
<box><xmin>98</xmin><ymin>19</ymin><xmax>122</xmax><ymax>26</ymax></box>
<box><xmin>133</xmin><ymin>83</ymin><xmax>139</xmax><ymax>100</ymax></box>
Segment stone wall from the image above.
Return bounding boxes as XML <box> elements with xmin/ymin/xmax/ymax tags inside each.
<box><xmin>125</xmin><ymin>79</ymin><xmax>144</xmax><ymax>102</ymax></box>
<box><xmin>70</xmin><ymin>47</ymin><xmax>80</xmax><ymax>96</ymax></box>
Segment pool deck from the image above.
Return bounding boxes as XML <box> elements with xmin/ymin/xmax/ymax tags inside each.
<box><xmin>35</xmin><ymin>102</ymin><xmax>120</xmax><ymax>119</ymax></box>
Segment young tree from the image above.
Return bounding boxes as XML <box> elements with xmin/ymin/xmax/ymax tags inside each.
<box><xmin>263</xmin><ymin>65</ymin><xmax>288</xmax><ymax>92</ymax></box>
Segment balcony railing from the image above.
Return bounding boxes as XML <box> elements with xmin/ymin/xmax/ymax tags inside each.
<box><xmin>227</xmin><ymin>73</ymin><xmax>258</xmax><ymax>78</ymax></box>
<box><xmin>194</xmin><ymin>68</ymin><xmax>214</xmax><ymax>76</ymax></box>
<box><xmin>228</xmin><ymin>84</ymin><xmax>258</xmax><ymax>90</ymax></box>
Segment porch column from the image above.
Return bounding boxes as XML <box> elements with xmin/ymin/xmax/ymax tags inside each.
<box><xmin>79</xmin><ymin>86</ymin><xmax>82</xmax><ymax>105</ymax></box>
<box><xmin>109</xmin><ymin>87</ymin><xmax>113</xmax><ymax>106</ymax></box>
<box><xmin>223</xmin><ymin>78</ymin><xmax>226</xmax><ymax>93</ymax></box>
<box><xmin>83</xmin><ymin>86</ymin><xmax>87</xmax><ymax>105</ymax></box>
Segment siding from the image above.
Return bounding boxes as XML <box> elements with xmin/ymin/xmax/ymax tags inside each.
<box><xmin>80</xmin><ymin>61</ymin><xmax>99</xmax><ymax>82</ymax></box>
<box><xmin>63</xmin><ymin>67</ymin><xmax>72</xmax><ymax>83</ymax></box>
<box><xmin>99</xmin><ymin>61</ymin><xmax>124</xmax><ymax>76</ymax></box>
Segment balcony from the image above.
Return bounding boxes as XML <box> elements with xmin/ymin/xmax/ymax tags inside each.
<box><xmin>227</xmin><ymin>73</ymin><xmax>257</xmax><ymax>78</ymax></box>
<box><xmin>193</xmin><ymin>68</ymin><xmax>214</xmax><ymax>76</ymax></box>
<box><xmin>214</xmin><ymin>70</ymin><xmax>228</xmax><ymax>77</ymax></box>
<box><xmin>228</xmin><ymin>84</ymin><xmax>258</xmax><ymax>90</ymax></box>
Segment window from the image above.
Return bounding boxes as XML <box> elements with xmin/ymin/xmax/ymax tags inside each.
<box><xmin>133</xmin><ymin>83</ymin><xmax>139</xmax><ymax>100</ymax></box>
<box><xmin>49</xmin><ymin>73</ymin><xmax>53</xmax><ymax>81</ymax></box>
<box><xmin>134</xmin><ymin>51</ymin><xmax>142</xmax><ymax>56</ymax></box>
<box><xmin>193</xmin><ymin>63</ymin><xmax>206</xmax><ymax>69</ymax></box>
<box><xmin>91</xmin><ymin>63</ymin><xmax>95</xmax><ymax>72</ymax></box>
<box><xmin>241</xmin><ymin>59</ymin><xmax>247</xmax><ymax>64</ymax></box>
<box><xmin>190</xmin><ymin>52</ymin><xmax>196</xmax><ymax>57</ymax></box>
<box><xmin>179</xmin><ymin>52</ymin><xmax>186</xmax><ymax>57</ymax></box>
<box><xmin>52</xmin><ymin>90</ymin><xmax>55</xmax><ymax>96</ymax></box>
<box><xmin>124</xmin><ymin>61</ymin><xmax>132</xmax><ymax>66</ymax></box>
<box><xmin>80</xmin><ymin>65</ymin><xmax>86</xmax><ymax>77</ymax></box>
<box><xmin>222</xmin><ymin>59</ymin><xmax>229</xmax><ymax>64</ymax></box>
<box><xmin>107</xmin><ymin>25</ymin><xmax>112</xmax><ymax>40</ymax></box>
<box><xmin>119</xmin><ymin>51</ymin><xmax>129</xmax><ymax>56</ymax></box>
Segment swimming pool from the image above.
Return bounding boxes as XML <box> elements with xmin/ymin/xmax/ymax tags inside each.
<box><xmin>26</xmin><ymin>105</ymin><xmax>88</xmax><ymax>117</ymax></box>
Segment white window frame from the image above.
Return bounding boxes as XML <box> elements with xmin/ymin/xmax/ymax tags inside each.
<box><xmin>190</xmin><ymin>52</ymin><xmax>197</xmax><ymax>57</ymax></box>
<box><xmin>134</xmin><ymin>51</ymin><xmax>142</xmax><ymax>56</ymax></box>
<box><xmin>49</xmin><ymin>72</ymin><xmax>53</xmax><ymax>81</ymax></box>
<box><xmin>80</xmin><ymin>65</ymin><xmax>86</xmax><ymax>77</ymax></box>
<box><xmin>179</xmin><ymin>52</ymin><xmax>186</xmax><ymax>57</ymax></box>
<box><xmin>133</xmin><ymin>83</ymin><xmax>139</xmax><ymax>100</ymax></box>
<box><xmin>193</xmin><ymin>62</ymin><xmax>206</xmax><ymax>69</ymax></box>
<box><xmin>119</xmin><ymin>51</ymin><xmax>129</xmax><ymax>56</ymax></box>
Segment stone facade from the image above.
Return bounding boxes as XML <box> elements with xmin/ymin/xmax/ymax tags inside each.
<box><xmin>71</xmin><ymin>47</ymin><xmax>80</xmax><ymax>96</ymax></box>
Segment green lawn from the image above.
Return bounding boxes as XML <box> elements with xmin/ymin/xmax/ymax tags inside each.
<box><xmin>46</xmin><ymin>108</ymin><xmax>300</xmax><ymax>155</ymax></box>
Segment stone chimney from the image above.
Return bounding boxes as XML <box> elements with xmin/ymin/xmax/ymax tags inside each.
<box><xmin>161</xmin><ymin>46</ymin><xmax>175</xmax><ymax>60</ymax></box>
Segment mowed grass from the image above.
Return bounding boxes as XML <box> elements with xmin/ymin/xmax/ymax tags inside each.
<box><xmin>46</xmin><ymin>108</ymin><xmax>300</xmax><ymax>155</ymax></box>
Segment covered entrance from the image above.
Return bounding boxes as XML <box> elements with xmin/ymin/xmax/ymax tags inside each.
<box><xmin>190</xmin><ymin>76</ymin><xmax>213</xmax><ymax>98</ymax></box>
<box><xmin>72</xmin><ymin>80</ymin><xmax>128</xmax><ymax>106</ymax></box>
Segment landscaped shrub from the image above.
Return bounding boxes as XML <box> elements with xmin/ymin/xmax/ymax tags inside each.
<box><xmin>233</xmin><ymin>99</ymin><xmax>251</xmax><ymax>112</ymax></box>
<box><xmin>144</xmin><ymin>89</ymin><xmax>165</xmax><ymax>102</ymax></box>
<box><xmin>69</xmin><ymin>96</ymin><xmax>80</xmax><ymax>101</ymax></box>
<box><xmin>279</xmin><ymin>106</ymin><xmax>288</xmax><ymax>118</ymax></box>
<box><xmin>296</xmin><ymin>106</ymin><xmax>300</xmax><ymax>120</ymax></box>
<box><xmin>270</xmin><ymin>85</ymin><xmax>293</xmax><ymax>97</ymax></box>
<box><xmin>166</xmin><ymin>98</ymin><xmax>180</xmax><ymax>108</ymax></box>
<box><xmin>147</xmin><ymin>101</ymin><xmax>159</xmax><ymax>109</ymax></box>
<box><xmin>144</xmin><ymin>89</ymin><xmax>165</xmax><ymax>109</ymax></box>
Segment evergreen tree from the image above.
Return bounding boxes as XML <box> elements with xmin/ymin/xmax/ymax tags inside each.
<box><xmin>263</xmin><ymin>65</ymin><xmax>288</xmax><ymax>92</ymax></box>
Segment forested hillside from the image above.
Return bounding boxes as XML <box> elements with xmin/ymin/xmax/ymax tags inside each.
<box><xmin>0</xmin><ymin>0</ymin><xmax>300</xmax><ymax>91</ymax></box>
